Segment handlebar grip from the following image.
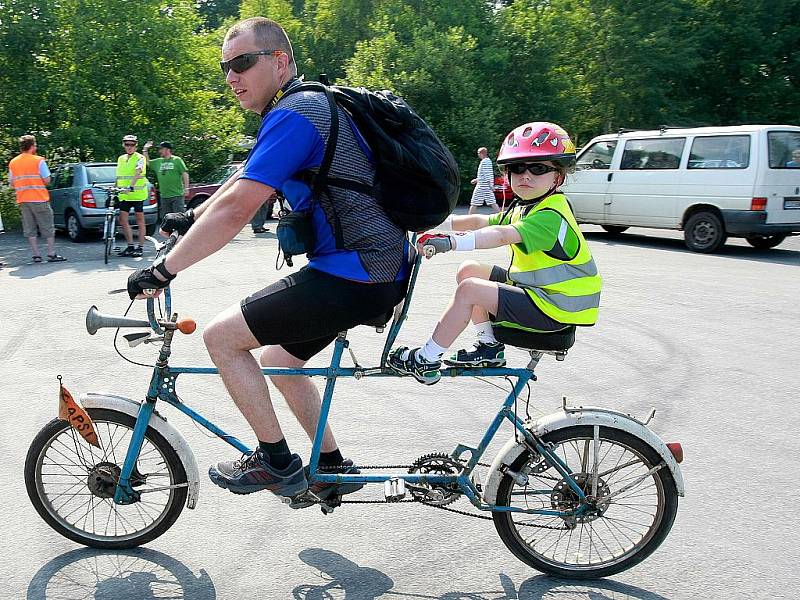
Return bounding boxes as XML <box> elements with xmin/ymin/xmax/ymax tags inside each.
<box><xmin>423</xmin><ymin>245</ymin><xmax>436</xmax><ymax>259</ymax></box>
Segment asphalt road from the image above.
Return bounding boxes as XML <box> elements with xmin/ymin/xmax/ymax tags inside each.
<box><xmin>1</xmin><ymin>220</ymin><xmax>798</xmax><ymax>599</ymax></box>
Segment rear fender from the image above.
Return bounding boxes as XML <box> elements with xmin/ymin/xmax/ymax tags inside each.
<box><xmin>483</xmin><ymin>407</ymin><xmax>685</xmax><ymax>504</ymax></box>
<box><xmin>80</xmin><ymin>393</ymin><xmax>201</xmax><ymax>509</ymax></box>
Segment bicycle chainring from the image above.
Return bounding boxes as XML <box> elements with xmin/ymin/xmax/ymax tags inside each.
<box><xmin>407</xmin><ymin>453</ymin><xmax>465</xmax><ymax>506</ymax></box>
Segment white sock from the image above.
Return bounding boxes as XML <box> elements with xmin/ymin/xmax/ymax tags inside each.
<box><xmin>474</xmin><ymin>321</ymin><xmax>497</xmax><ymax>345</ymax></box>
<box><xmin>416</xmin><ymin>337</ymin><xmax>447</xmax><ymax>363</ymax></box>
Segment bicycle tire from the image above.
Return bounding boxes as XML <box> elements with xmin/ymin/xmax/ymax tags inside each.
<box><xmin>103</xmin><ymin>215</ymin><xmax>114</xmax><ymax>264</ymax></box>
<box><xmin>25</xmin><ymin>408</ymin><xmax>188</xmax><ymax>549</ymax></box>
<box><xmin>493</xmin><ymin>425</ymin><xmax>678</xmax><ymax>578</ymax></box>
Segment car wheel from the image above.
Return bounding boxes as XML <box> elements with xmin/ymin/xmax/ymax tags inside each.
<box><xmin>601</xmin><ymin>225</ymin><xmax>629</xmax><ymax>235</ymax></box>
<box><xmin>145</xmin><ymin>223</ymin><xmax>158</xmax><ymax>236</ymax></box>
<box><xmin>684</xmin><ymin>211</ymin><xmax>727</xmax><ymax>253</ymax></box>
<box><xmin>187</xmin><ymin>195</ymin><xmax>208</xmax><ymax>210</ymax></box>
<box><xmin>745</xmin><ymin>235</ymin><xmax>785</xmax><ymax>250</ymax></box>
<box><xmin>65</xmin><ymin>210</ymin><xmax>89</xmax><ymax>243</ymax></box>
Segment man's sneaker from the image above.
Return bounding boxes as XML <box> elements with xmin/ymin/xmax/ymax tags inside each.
<box><xmin>444</xmin><ymin>341</ymin><xmax>506</xmax><ymax>368</ymax></box>
<box><xmin>132</xmin><ymin>246</ymin><xmax>143</xmax><ymax>257</ymax></box>
<box><xmin>117</xmin><ymin>245</ymin><xmax>135</xmax><ymax>256</ymax></box>
<box><xmin>387</xmin><ymin>346</ymin><xmax>441</xmax><ymax>385</ymax></box>
<box><xmin>208</xmin><ymin>449</ymin><xmax>308</xmax><ymax>497</ymax></box>
<box><xmin>290</xmin><ymin>458</ymin><xmax>365</xmax><ymax>509</ymax></box>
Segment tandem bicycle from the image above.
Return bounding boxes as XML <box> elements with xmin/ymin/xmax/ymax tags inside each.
<box><xmin>24</xmin><ymin>234</ymin><xmax>684</xmax><ymax>579</ymax></box>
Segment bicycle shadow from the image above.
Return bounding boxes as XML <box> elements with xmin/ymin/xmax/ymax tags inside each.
<box><xmin>583</xmin><ymin>230</ymin><xmax>800</xmax><ymax>266</ymax></box>
<box><xmin>293</xmin><ymin>548</ymin><xmax>669</xmax><ymax>600</ymax></box>
<box><xmin>26</xmin><ymin>547</ymin><xmax>216</xmax><ymax>600</ymax></box>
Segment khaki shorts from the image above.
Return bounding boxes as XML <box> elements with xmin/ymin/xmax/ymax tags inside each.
<box><xmin>20</xmin><ymin>201</ymin><xmax>55</xmax><ymax>239</ymax></box>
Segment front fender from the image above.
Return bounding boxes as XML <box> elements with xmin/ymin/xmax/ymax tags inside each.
<box><xmin>81</xmin><ymin>393</ymin><xmax>201</xmax><ymax>509</ymax></box>
<box><xmin>483</xmin><ymin>407</ymin><xmax>685</xmax><ymax>504</ymax></box>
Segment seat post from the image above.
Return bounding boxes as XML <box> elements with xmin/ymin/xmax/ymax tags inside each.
<box><xmin>527</xmin><ymin>351</ymin><xmax>543</xmax><ymax>370</ymax></box>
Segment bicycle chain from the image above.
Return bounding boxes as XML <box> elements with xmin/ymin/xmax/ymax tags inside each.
<box><xmin>316</xmin><ymin>462</ymin><xmax>568</xmax><ymax>531</ymax></box>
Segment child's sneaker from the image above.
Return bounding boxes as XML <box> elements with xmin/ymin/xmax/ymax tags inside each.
<box><xmin>387</xmin><ymin>346</ymin><xmax>441</xmax><ymax>385</ymax></box>
<box><xmin>444</xmin><ymin>341</ymin><xmax>506</xmax><ymax>368</ymax></box>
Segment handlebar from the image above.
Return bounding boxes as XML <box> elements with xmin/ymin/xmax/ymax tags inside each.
<box><xmin>145</xmin><ymin>232</ymin><xmax>180</xmax><ymax>332</ymax></box>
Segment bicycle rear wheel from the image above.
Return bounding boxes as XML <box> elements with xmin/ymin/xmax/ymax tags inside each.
<box><xmin>492</xmin><ymin>426</ymin><xmax>678</xmax><ymax>578</ymax></box>
<box><xmin>25</xmin><ymin>408</ymin><xmax>188</xmax><ymax>549</ymax></box>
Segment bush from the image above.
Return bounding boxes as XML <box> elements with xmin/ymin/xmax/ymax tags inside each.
<box><xmin>0</xmin><ymin>186</ymin><xmax>20</xmax><ymax>231</ymax></box>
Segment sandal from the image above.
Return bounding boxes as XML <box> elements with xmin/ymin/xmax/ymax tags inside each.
<box><xmin>47</xmin><ymin>254</ymin><xmax>67</xmax><ymax>262</ymax></box>
<box><xmin>32</xmin><ymin>256</ymin><xmax>42</xmax><ymax>263</ymax></box>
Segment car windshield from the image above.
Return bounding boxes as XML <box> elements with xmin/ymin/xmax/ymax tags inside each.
<box><xmin>206</xmin><ymin>165</ymin><xmax>238</xmax><ymax>184</ymax></box>
<box><xmin>85</xmin><ymin>165</ymin><xmax>118</xmax><ymax>183</ymax></box>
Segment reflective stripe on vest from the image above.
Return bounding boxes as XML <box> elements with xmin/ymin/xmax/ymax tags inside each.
<box><xmin>9</xmin><ymin>154</ymin><xmax>49</xmax><ymax>203</ymax></box>
<box><xmin>117</xmin><ymin>152</ymin><xmax>148</xmax><ymax>201</ymax></box>
<box><xmin>503</xmin><ymin>193</ymin><xmax>601</xmax><ymax>326</ymax></box>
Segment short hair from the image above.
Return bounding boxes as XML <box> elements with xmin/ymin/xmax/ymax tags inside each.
<box><xmin>19</xmin><ymin>135</ymin><xmax>36</xmax><ymax>152</ymax></box>
<box><xmin>478</xmin><ymin>147</ymin><xmax>488</xmax><ymax>155</ymax></box>
<box><xmin>225</xmin><ymin>17</ymin><xmax>296</xmax><ymax>73</ymax></box>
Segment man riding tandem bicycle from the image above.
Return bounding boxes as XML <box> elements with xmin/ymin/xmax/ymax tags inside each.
<box><xmin>24</xmin><ymin>16</ymin><xmax>684</xmax><ymax>580</ymax></box>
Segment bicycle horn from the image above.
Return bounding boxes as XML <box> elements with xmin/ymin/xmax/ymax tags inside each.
<box><xmin>85</xmin><ymin>305</ymin><xmax>151</xmax><ymax>335</ymax></box>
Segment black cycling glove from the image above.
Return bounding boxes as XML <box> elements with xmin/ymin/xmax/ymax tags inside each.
<box><xmin>160</xmin><ymin>209</ymin><xmax>194</xmax><ymax>235</ymax></box>
<box><xmin>127</xmin><ymin>258</ymin><xmax>176</xmax><ymax>300</ymax></box>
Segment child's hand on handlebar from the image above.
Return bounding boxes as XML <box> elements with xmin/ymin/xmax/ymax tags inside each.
<box><xmin>417</xmin><ymin>233</ymin><xmax>453</xmax><ymax>258</ymax></box>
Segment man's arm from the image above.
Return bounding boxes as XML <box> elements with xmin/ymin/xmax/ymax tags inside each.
<box><xmin>163</xmin><ymin>177</ymin><xmax>272</xmax><ymax>274</ymax></box>
<box><xmin>142</xmin><ymin>141</ymin><xmax>153</xmax><ymax>165</ymax></box>
<box><xmin>128</xmin><ymin>168</ymin><xmax>143</xmax><ymax>189</ymax></box>
<box><xmin>182</xmin><ymin>171</ymin><xmax>189</xmax><ymax>196</ymax></box>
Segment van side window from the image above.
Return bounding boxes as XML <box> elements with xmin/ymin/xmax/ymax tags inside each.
<box><xmin>576</xmin><ymin>141</ymin><xmax>617</xmax><ymax>170</ymax></box>
<box><xmin>767</xmin><ymin>131</ymin><xmax>800</xmax><ymax>168</ymax></box>
<box><xmin>688</xmin><ymin>135</ymin><xmax>750</xmax><ymax>169</ymax></box>
<box><xmin>620</xmin><ymin>138</ymin><xmax>685</xmax><ymax>170</ymax></box>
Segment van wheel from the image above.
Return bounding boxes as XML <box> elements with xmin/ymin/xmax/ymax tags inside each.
<box><xmin>684</xmin><ymin>211</ymin><xmax>726</xmax><ymax>253</ymax></box>
<box><xmin>65</xmin><ymin>210</ymin><xmax>89</xmax><ymax>243</ymax></box>
<box><xmin>746</xmin><ymin>235</ymin><xmax>785</xmax><ymax>250</ymax></box>
<box><xmin>602</xmin><ymin>225</ymin><xmax>628</xmax><ymax>235</ymax></box>
<box><xmin>187</xmin><ymin>195</ymin><xmax>208</xmax><ymax>210</ymax></box>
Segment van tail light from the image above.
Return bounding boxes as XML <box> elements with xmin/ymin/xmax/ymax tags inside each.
<box><xmin>666</xmin><ymin>442</ymin><xmax>683</xmax><ymax>463</ymax></box>
<box><xmin>147</xmin><ymin>188</ymin><xmax>157</xmax><ymax>205</ymax></box>
<box><xmin>80</xmin><ymin>189</ymin><xmax>96</xmax><ymax>208</ymax></box>
<box><xmin>750</xmin><ymin>197</ymin><xmax>767</xmax><ymax>211</ymax></box>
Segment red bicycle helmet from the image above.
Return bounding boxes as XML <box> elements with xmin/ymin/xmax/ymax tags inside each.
<box><xmin>497</xmin><ymin>122</ymin><xmax>576</xmax><ymax>169</ymax></box>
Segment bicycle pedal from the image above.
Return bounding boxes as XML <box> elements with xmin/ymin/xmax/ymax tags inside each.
<box><xmin>286</xmin><ymin>489</ymin><xmax>321</xmax><ymax>510</ymax></box>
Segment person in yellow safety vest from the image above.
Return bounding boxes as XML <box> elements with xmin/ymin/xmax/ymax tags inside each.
<box><xmin>8</xmin><ymin>134</ymin><xmax>67</xmax><ymax>264</ymax></box>
<box><xmin>388</xmin><ymin>121</ymin><xmax>601</xmax><ymax>385</ymax></box>
<box><xmin>115</xmin><ymin>134</ymin><xmax>148</xmax><ymax>257</ymax></box>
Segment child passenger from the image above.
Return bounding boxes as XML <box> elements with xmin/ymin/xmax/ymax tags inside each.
<box><xmin>388</xmin><ymin>122</ymin><xmax>602</xmax><ymax>384</ymax></box>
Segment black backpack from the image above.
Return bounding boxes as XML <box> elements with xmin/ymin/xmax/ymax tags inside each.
<box><xmin>281</xmin><ymin>80</ymin><xmax>460</xmax><ymax>232</ymax></box>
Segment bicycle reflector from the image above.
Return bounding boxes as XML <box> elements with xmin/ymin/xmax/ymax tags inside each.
<box><xmin>666</xmin><ymin>442</ymin><xmax>683</xmax><ymax>463</ymax></box>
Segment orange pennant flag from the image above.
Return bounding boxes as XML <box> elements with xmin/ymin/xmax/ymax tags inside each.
<box><xmin>58</xmin><ymin>379</ymin><xmax>100</xmax><ymax>449</ymax></box>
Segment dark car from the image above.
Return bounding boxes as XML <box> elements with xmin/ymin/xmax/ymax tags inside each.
<box><xmin>49</xmin><ymin>163</ymin><xmax>158</xmax><ymax>242</ymax></box>
<box><xmin>185</xmin><ymin>162</ymin><xmax>278</xmax><ymax>217</ymax></box>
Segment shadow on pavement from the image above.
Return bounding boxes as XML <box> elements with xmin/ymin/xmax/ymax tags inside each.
<box><xmin>293</xmin><ymin>548</ymin><xmax>670</xmax><ymax>600</ymax></box>
<box><xmin>583</xmin><ymin>231</ymin><xmax>800</xmax><ymax>266</ymax></box>
<box><xmin>27</xmin><ymin>547</ymin><xmax>216</xmax><ymax>600</ymax></box>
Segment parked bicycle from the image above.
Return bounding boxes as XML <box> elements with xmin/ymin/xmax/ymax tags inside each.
<box><xmin>92</xmin><ymin>185</ymin><xmax>130</xmax><ymax>264</ymax></box>
<box><xmin>24</xmin><ymin>235</ymin><xmax>685</xmax><ymax>579</ymax></box>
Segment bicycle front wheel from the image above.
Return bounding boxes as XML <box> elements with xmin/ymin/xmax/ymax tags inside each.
<box><xmin>25</xmin><ymin>408</ymin><xmax>188</xmax><ymax>549</ymax></box>
<box><xmin>493</xmin><ymin>426</ymin><xmax>678</xmax><ymax>578</ymax></box>
<box><xmin>103</xmin><ymin>216</ymin><xmax>114</xmax><ymax>264</ymax></box>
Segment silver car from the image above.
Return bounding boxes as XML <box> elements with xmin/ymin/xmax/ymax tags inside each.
<box><xmin>49</xmin><ymin>162</ymin><xmax>159</xmax><ymax>242</ymax></box>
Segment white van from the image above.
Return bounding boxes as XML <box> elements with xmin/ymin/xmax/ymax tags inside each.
<box><xmin>562</xmin><ymin>125</ymin><xmax>800</xmax><ymax>252</ymax></box>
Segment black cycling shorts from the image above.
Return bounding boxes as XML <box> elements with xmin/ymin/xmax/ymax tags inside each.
<box><xmin>117</xmin><ymin>200</ymin><xmax>144</xmax><ymax>213</ymax></box>
<box><xmin>489</xmin><ymin>266</ymin><xmax>565</xmax><ymax>332</ymax></box>
<box><xmin>241</xmin><ymin>267</ymin><xmax>408</xmax><ymax>361</ymax></box>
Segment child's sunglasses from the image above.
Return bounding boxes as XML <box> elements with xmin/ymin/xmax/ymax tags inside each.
<box><xmin>220</xmin><ymin>50</ymin><xmax>283</xmax><ymax>76</ymax></box>
<box><xmin>506</xmin><ymin>162</ymin><xmax>559</xmax><ymax>176</ymax></box>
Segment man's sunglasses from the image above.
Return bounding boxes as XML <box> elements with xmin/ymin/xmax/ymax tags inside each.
<box><xmin>506</xmin><ymin>162</ymin><xmax>559</xmax><ymax>176</ymax></box>
<box><xmin>123</xmin><ymin>142</ymin><xmax>136</xmax><ymax>147</ymax></box>
<box><xmin>220</xmin><ymin>50</ymin><xmax>282</xmax><ymax>76</ymax></box>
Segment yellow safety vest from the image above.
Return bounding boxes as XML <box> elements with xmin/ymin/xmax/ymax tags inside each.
<box><xmin>116</xmin><ymin>152</ymin><xmax>147</xmax><ymax>201</ymax></box>
<box><xmin>9</xmin><ymin>153</ymin><xmax>49</xmax><ymax>203</ymax></box>
<box><xmin>500</xmin><ymin>193</ymin><xmax>601</xmax><ymax>327</ymax></box>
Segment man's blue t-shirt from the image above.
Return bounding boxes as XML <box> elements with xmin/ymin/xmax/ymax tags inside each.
<box><xmin>240</xmin><ymin>87</ymin><xmax>409</xmax><ymax>284</ymax></box>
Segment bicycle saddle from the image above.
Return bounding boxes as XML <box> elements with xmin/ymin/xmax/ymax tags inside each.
<box><xmin>360</xmin><ymin>309</ymin><xmax>394</xmax><ymax>328</ymax></box>
<box><xmin>491</xmin><ymin>325</ymin><xmax>576</xmax><ymax>351</ymax></box>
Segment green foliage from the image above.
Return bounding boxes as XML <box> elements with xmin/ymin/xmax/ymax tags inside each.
<box><xmin>0</xmin><ymin>0</ymin><xmax>797</xmax><ymax>199</ymax></box>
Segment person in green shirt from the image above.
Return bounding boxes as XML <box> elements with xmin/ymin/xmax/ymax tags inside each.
<box><xmin>388</xmin><ymin>122</ymin><xmax>601</xmax><ymax>385</ymax></box>
<box><xmin>143</xmin><ymin>141</ymin><xmax>189</xmax><ymax>222</ymax></box>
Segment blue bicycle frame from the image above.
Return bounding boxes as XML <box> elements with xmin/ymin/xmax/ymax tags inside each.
<box><xmin>113</xmin><ymin>248</ymin><xmax>588</xmax><ymax>519</ymax></box>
